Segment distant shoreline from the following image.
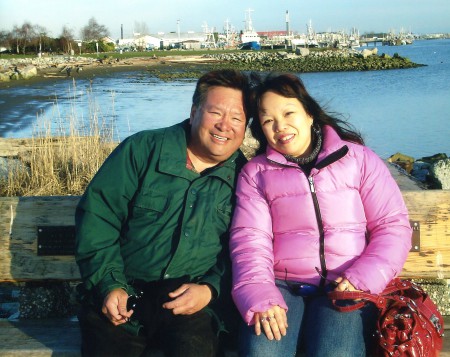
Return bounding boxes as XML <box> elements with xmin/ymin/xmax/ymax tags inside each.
<box><xmin>0</xmin><ymin>55</ymin><xmax>213</xmax><ymax>89</ymax></box>
<box><xmin>0</xmin><ymin>48</ymin><xmax>425</xmax><ymax>88</ymax></box>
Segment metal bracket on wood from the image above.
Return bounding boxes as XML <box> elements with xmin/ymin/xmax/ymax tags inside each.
<box><xmin>37</xmin><ymin>226</ymin><xmax>76</xmax><ymax>256</ymax></box>
<box><xmin>410</xmin><ymin>221</ymin><xmax>420</xmax><ymax>252</ymax></box>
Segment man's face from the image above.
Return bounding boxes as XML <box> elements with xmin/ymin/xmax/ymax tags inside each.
<box><xmin>189</xmin><ymin>86</ymin><xmax>246</xmax><ymax>165</ymax></box>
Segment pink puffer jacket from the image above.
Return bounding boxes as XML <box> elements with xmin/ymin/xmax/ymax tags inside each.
<box><xmin>230</xmin><ymin>126</ymin><xmax>412</xmax><ymax>325</ymax></box>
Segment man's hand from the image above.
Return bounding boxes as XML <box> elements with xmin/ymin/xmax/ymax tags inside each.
<box><xmin>162</xmin><ymin>283</ymin><xmax>212</xmax><ymax>315</ymax></box>
<box><xmin>102</xmin><ymin>288</ymin><xmax>133</xmax><ymax>326</ymax></box>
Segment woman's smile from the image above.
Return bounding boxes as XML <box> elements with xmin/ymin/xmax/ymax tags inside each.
<box><xmin>277</xmin><ymin>133</ymin><xmax>295</xmax><ymax>144</ymax></box>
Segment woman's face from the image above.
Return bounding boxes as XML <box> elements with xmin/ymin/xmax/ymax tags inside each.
<box><xmin>259</xmin><ymin>91</ymin><xmax>313</xmax><ymax>157</ymax></box>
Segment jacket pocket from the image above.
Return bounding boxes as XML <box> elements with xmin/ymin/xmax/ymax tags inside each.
<box><xmin>216</xmin><ymin>203</ymin><xmax>232</xmax><ymax>219</ymax></box>
<box><xmin>132</xmin><ymin>190</ymin><xmax>168</xmax><ymax>220</ymax></box>
<box><xmin>215</xmin><ymin>203</ymin><xmax>233</xmax><ymax>233</ymax></box>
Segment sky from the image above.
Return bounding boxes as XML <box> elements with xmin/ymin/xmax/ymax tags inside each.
<box><xmin>1</xmin><ymin>0</ymin><xmax>449</xmax><ymax>40</ymax></box>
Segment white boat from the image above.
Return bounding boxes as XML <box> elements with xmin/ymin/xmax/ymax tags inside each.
<box><xmin>240</xmin><ymin>9</ymin><xmax>261</xmax><ymax>45</ymax></box>
<box><xmin>291</xmin><ymin>37</ymin><xmax>307</xmax><ymax>47</ymax></box>
<box><xmin>306</xmin><ymin>20</ymin><xmax>319</xmax><ymax>47</ymax></box>
<box><xmin>348</xmin><ymin>28</ymin><xmax>360</xmax><ymax>48</ymax></box>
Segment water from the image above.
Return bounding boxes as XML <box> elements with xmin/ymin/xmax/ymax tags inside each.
<box><xmin>1</xmin><ymin>39</ymin><xmax>449</xmax><ymax>159</ymax></box>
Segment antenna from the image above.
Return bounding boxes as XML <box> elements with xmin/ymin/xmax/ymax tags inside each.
<box><xmin>202</xmin><ymin>22</ymin><xmax>216</xmax><ymax>48</ymax></box>
<box><xmin>245</xmin><ymin>8</ymin><xmax>254</xmax><ymax>32</ymax></box>
<box><xmin>286</xmin><ymin>10</ymin><xmax>290</xmax><ymax>36</ymax></box>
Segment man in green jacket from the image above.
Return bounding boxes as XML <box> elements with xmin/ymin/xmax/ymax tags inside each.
<box><xmin>75</xmin><ymin>69</ymin><xmax>251</xmax><ymax>356</ymax></box>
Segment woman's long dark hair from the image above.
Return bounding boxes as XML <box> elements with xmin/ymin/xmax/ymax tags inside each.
<box><xmin>249</xmin><ymin>72</ymin><xmax>364</xmax><ymax>155</ymax></box>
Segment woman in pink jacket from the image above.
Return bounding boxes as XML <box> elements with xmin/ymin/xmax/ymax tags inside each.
<box><xmin>230</xmin><ymin>73</ymin><xmax>412</xmax><ymax>356</ymax></box>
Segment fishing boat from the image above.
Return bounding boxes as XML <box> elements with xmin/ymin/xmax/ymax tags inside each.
<box><xmin>239</xmin><ymin>9</ymin><xmax>261</xmax><ymax>49</ymax></box>
<box><xmin>348</xmin><ymin>28</ymin><xmax>360</xmax><ymax>48</ymax></box>
<box><xmin>306</xmin><ymin>20</ymin><xmax>319</xmax><ymax>47</ymax></box>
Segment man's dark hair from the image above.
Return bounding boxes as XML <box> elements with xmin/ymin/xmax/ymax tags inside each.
<box><xmin>192</xmin><ymin>69</ymin><xmax>252</xmax><ymax>121</ymax></box>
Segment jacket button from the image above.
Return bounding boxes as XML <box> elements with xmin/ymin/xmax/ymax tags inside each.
<box><xmin>164</xmin><ymin>273</ymin><xmax>170</xmax><ymax>279</ymax></box>
<box><xmin>184</xmin><ymin>231</ymin><xmax>190</xmax><ymax>237</ymax></box>
<box><xmin>191</xmin><ymin>189</ymin><xmax>197</xmax><ymax>195</ymax></box>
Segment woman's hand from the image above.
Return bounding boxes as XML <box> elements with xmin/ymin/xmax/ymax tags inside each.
<box><xmin>254</xmin><ymin>305</ymin><xmax>288</xmax><ymax>341</ymax></box>
<box><xmin>335</xmin><ymin>277</ymin><xmax>357</xmax><ymax>292</ymax></box>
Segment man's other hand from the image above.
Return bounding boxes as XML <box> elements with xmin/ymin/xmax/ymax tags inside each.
<box><xmin>162</xmin><ymin>283</ymin><xmax>213</xmax><ymax>315</ymax></box>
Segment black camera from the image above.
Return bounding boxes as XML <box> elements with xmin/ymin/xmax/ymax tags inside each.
<box><xmin>127</xmin><ymin>290</ymin><xmax>143</xmax><ymax>312</ymax></box>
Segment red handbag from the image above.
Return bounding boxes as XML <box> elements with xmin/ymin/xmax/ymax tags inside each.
<box><xmin>328</xmin><ymin>278</ymin><xmax>444</xmax><ymax>357</ymax></box>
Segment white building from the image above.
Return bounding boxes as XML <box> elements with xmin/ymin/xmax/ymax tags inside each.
<box><xmin>117</xmin><ymin>35</ymin><xmax>161</xmax><ymax>50</ymax></box>
<box><xmin>159</xmin><ymin>32</ymin><xmax>207</xmax><ymax>49</ymax></box>
<box><xmin>117</xmin><ymin>32</ymin><xmax>209</xmax><ymax>51</ymax></box>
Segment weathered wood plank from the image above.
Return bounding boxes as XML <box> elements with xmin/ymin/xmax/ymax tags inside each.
<box><xmin>0</xmin><ymin>190</ymin><xmax>448</xmax><ymax>281</ymax></box>
<box><xmin>0</xmin><ymin>196</ymin><xmax>80</xmax><ymax>281</ymax></box>
<box><xmin>0</xmin><ymin>314</ymin><xmax>448</xmax><ymax>356</ymax></box>
<box><xmin>401</xmin><ymin>190</ymin><xmax>450</xmax><ymax>278</ymax></box>
<box><xmin>0</xmin><ymin>319</ymin><xmax>82</xmax><ymax>356</ymax></box>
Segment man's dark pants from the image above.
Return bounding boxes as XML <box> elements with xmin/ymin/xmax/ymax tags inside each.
<box><xmin>78</xmin><ymin>276</ymin><xmax>222</xmax><ymax>356</ymax></box>
<box><xmin>78</xmin><ymin>304</ymin><xmax>218</xmax><ymax>357</ymax></box>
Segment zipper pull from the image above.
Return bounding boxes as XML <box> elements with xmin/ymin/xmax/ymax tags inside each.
<box><xmin>308</xmin><ymin>176</ymin><xmax>315</xmax><ymax>193</ymax></box>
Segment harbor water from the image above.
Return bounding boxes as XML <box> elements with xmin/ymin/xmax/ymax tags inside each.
<box><xmin>0</xmin><ymin>39</ymin><xmax>449</xmax><ymax>160</ymax></box>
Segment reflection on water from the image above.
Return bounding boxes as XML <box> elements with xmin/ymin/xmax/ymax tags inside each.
<box><xmin>1</xmin><ymin>40</ymin><xmax>449</xmax><ymax>159</ymax></box>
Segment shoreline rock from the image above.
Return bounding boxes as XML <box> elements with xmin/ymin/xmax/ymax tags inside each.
<box><xmin>0</xmin><ymin>55</ymin><xmax>165</xmax><ymax>84</ymax></box>
<box><xmin>388</xmin><ymin>152</ymin><xmax>449</xmax><ymax>189</ymax></box>
<box><xmin>202</xmin><ymin>48</ymin><xmax>424</xmax><ymax>73</ymax></box>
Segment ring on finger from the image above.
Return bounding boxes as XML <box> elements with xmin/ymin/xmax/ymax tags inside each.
<box><xmin>260</xmin><ymin>317</ymin><xmax>267</xmax><ymax>323</ymax></box>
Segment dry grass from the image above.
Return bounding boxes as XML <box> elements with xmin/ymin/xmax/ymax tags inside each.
<box><xmin>1</xmin><ymin>80</ymin><xmax>117</xmax><ymax>197</ymax></box>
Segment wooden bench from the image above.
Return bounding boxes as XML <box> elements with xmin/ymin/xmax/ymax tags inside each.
<box><xmin>0</xmin><ymin>191</ymin><xmax>449</xmax><ymax>356</ymax></box>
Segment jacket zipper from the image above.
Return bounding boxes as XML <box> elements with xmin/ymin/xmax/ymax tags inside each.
<box><xmin>308</xmin><ymin>176</ymin><xmax>327</xmax><ymax>287</ymax></box>
<box><xmin>268</xmin><ymin>145</ymin><xmax>349</xmax><ymax>286</ymax></box>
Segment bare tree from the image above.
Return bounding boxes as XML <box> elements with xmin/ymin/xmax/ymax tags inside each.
<box><xmin>0</xmin><ymin>30</ymin><xmax>12</xmax><ymax>51</ymax></box>
<box><xmin>11</xmin><ymin>26</ymin><xmax>20</xmax><ymax>54</ymax></box>
<box><xmin>34</xmin><ymin>25</ymin><xmax>48</xmax><ymax>54</ymax></box>
<box><xmin>60</xmin><ymin>25</ymin><xmax>75</xmax><ymax>54</ymax></box>
<box><xmin>134</xmin><ymin>21</ymin><xmax>150</xmax><ymax>36</ymax></box>
<box><xmin>9</xmin><ymin>22</ymin><xmax>35</xmax><ymax>54</ymax></box>
<box><xmin>80</xmin><ymin>17</ymin><xmax>110</xmax><ymax>41</ymax></box>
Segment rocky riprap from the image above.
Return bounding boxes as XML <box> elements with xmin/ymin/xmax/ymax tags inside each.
<box><xmin>202</xmin><ymin>48</ymin><xmax>425</xmax><ymax>73</ymax></box>
<box><xmin>146</xmin><ymin>48</ymin><xmax>425</xmax><ymax>81</ymax></box>
<box><xmin>0</xmin><ymin>282</ymin><xmax>78</xmax><ymax>320</ymax></box>
<box><xmin>388</xmin><ymin>152</ymin><xmax>450</xmax><ymax>189</ymax></box>
<box><xmin>411</xmin><ymin>279</ymin><xmax>450</xmax><ymax>316</ymax></box>
<box><xmin>0</xmin><ymin>55</ymin><xmax>97</xmax><ymax>81</ymax></box>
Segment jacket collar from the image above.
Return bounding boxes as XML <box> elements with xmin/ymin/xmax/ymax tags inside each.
<box><xmin>265</xmin><ymin>125</ymin><xmax>348</xmax><ymax>169</ymax></box>
<box><xmin>158</xmin><ymin>119</ymin><xmax>242</xmax><ymax>187</ymax></box>
<box><xmin>317</xmin><ymin>125</ymin><xmax>347</xmax><ymax>162</ymax></box>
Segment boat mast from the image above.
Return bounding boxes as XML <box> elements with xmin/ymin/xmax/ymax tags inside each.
<box><xmin>245</xmin><ymin>8</ymin><xmax>254</xmax><ymax>32</ymax></box>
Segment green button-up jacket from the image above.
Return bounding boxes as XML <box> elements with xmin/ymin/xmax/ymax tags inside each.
<box><xmin>75</xmin><ymin>120</ymin><xmax>246</xmax><ymax>302</ymax></box>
